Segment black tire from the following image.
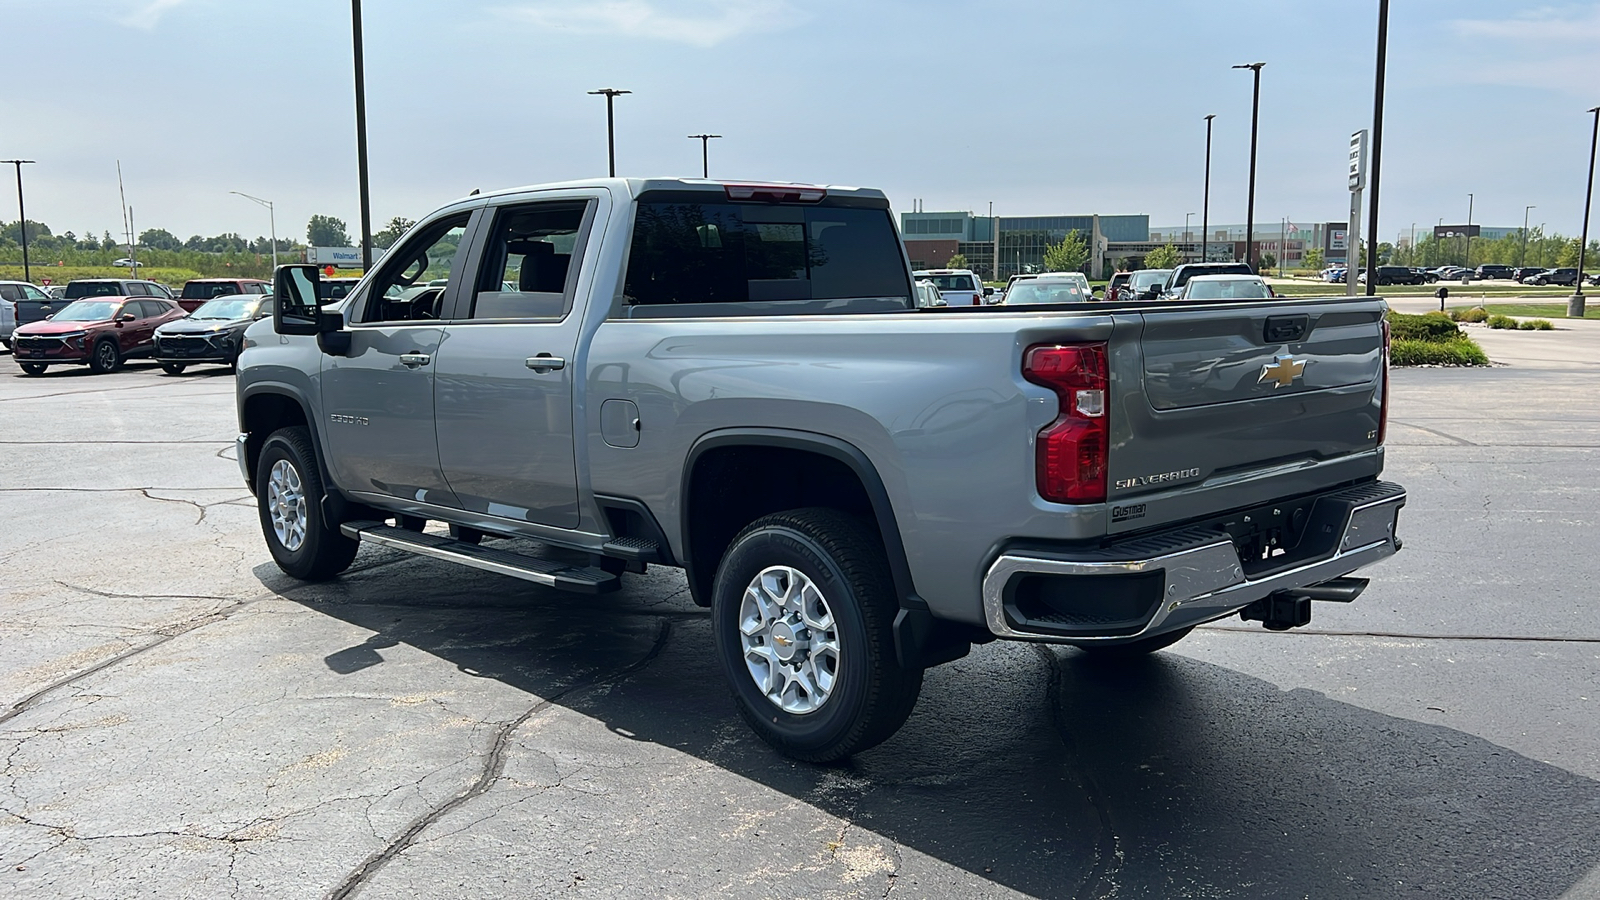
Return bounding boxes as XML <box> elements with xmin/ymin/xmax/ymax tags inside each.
<box><xmin>256</xmin><ymin>426</ymin><xmax>359</xmax><ymax>581</ymax></box>
<box><xmin>1069</xmin><ymin>625</ymin><xmax>1195</xmax><ymax>661</ymax></box>
<box><xmin>19</xmin><ymin>362</ymin><xmax>47</xmax><ymax>376</ymax></box>
<box><xmin>160</xmin><ymin>362</ymin><xmax>186</xmax><ymax>376</ymax></box>
<box><xmin>711</xmin><ymin>507</ymin><xmax>923</xmax><ymax>763</ymax></box>
<box><xmin>88</xmin><ymin>338</ymin><xmax>122</xmax><ymax>374</ymax></box>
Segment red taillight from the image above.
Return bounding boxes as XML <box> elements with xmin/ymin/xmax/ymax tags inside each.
<box><xmin>1023</xmin><ymin>343</ymin><xmax>1109</xmax><ymax>504</ymax></box>
<box><xmin>1378</xmin><ymin>319</ymin><xmax>1390</xmax><ymax>445</ymax></box>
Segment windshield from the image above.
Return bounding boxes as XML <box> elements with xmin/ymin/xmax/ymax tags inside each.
<box><xmin>191</xmin><ymin>297</ymin><xmax>257</xmax><ymax>320</ymax></box>
<box><xmin>1184</xmin><ymin>278</ymin><xmax>1269</xmax><ymax>300</ymax></box>
<box><xmin>182</xmin><ymin>281</ymin><xmax>241</xmax><ymax>300</ymax></box>
<box><xmin>917</xmin><ymin>274</ymin><xmax>979</xmax><ymax>292</ymax></box>
<box><xmin>1005</xmin><ymin>281</ymin><xmax>1086</xmax><ymax>304</ymax></box>
<box><xmin>1131</xmin><ymin>270</ymin><xmax>1172</xmax><ymax>290</ymax></box>
<box><xmin>64</xmin><ymin>282</ymin><xmax>125</xmax><ymax>299</ymax></box>
<box><xmin>1173</xmin><ymin>264</ymin><xmax>1251</xmax><ymax>288</ymax></box>
<box><xmin>51</xmin><ymin>300</ymin><xmax>123</xmax><ymax>321</ymax></box>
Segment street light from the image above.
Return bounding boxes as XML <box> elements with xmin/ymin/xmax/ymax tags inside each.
<box><xmin>1202</xmin><ymin>114</ymin><xmax>1215</xmax><ymax>261</ymax></box>
<box><xmin>589</xmin><ymin>88</ymin><xmax>631</xmax><ymax>177</ymax></box>
<box><xmin>1</xmin><ymin>158</ymin><xmax>35</xmax><ymax>280</ymax></box>
<box><xmin>1232</xmin><ymin>63</ymin><xmax>1266</xmax><ymax>270</ymax></box>
<box><xmin>687</xmin><ymin>133</ymin><xmax>722</xmax><ymax>179</ymax></box>
<box><xmin>351</xmin><ymin>0</ymin><xmax>373</xmax><ymax>270</ymax></box>
<box><xmin>1185</xmin><ymin>211</ymin><xmax>1194</xmax><ymax>245</ymax></box>
<box><xmin>1364</xmin><ymin>0</ymin><xmax>1390</xmax><ymax>296</ymax></box>
<box><xmin>231</xmin><ymin>191</ymin><xmax>279</xmax><ymax>270</ymax></box>
<box><xmin>1572</xmin><ymin>105</ymin><xmax>1599</xmax><ymax>317</ymax></box>
<box><xmin>1522</xmin><ymin>205</ymin><xmax>1536</xmax><ymax>267</ymax></box>
<box><xmin>1465</xmin><ymin>193</ymin><xmax>1474</xmax><ymax>268</ymax></box>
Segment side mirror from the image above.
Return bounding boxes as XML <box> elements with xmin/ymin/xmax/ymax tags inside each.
<box><xmin>118</xmin><ymin>312</ymin><xmax>136</xmax><ymax>322</ymax></box>
<box><xmin>983</xmin><ymin>287</ymin><xmax>995</xmax><ymax>297</ymax></box>
<box><xmin>273</xmin><ymin>265</ymin><xmax>327</xmax><ymax>336</ymax></box>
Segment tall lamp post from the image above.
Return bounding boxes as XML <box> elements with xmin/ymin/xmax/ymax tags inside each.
<box><xmin>1572</xmin><ymin>106</ymin><xmax>1599</xmax><ymax>317</ymax></box>
<box><xmin>589</xmin><ymin>88</ymin><xmax>631</xmax><ymax>177</ymax></box>
<box><xmin>1202</xmin><ymin>114</ymin><xmax>1215</xmax><ymax>261</ymax></box>
<box><xmin>1522</xmin><ymin>205</ymin><xmax>1536</xmax><ymax>267</ymax></box>
<box><xmin>350</xmin><ymin>0</ymin><xmax>373</xmax><ymax>271</ymax></box>
<box><xmin>1465</xmin><ymin>193</ymin><xmax>1474</xmax><ymax>268</ymax></box>
<box><xmin>1</xmin><ymin>158</ymin><xmax>35</xmax><ymax>280</ymax></box>
<box><xmin>1185</xmin><ymin>212</ymin><xmax>1194</xmax><ymax>245</ymax></box>
<box><xmin>1232</xmin><ymin>63</ymin><xmax>1266</xmax><ymax>270</ymax></box>
<box><xmin>687</xmin><ymin>134</ymin><xmax>722</xmax><ymax>179</ymax></box>
<box><xmin>230</xmin><ymin>191</ymin><xmax>278</xmax><ymax>270</ymax></box>
<box><xmin>1364</xmin><ymin>0</ymin><xmax>1389</xmax><ymax>295</ymax></box>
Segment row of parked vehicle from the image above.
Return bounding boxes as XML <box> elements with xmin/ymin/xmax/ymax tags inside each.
<box><xmin>911</xmin><ymin>262</ymin><xmax>1272</xmax><ymax>308</ymax></box>
<box><xmin>1320</xmin><ymin>263</ymin><xmax>1596</xmax><ymax>286</ymax></box>
<box><xmin>0</xmin><ymin>277</ymin><xmax>275</xmax><ymax>375</ymax></box>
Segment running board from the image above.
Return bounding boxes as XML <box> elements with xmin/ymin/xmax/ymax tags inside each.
<box><xmin>340</xmin><ymin>521</ymin><xmax>620</xmax><ymax>594</ymax></box>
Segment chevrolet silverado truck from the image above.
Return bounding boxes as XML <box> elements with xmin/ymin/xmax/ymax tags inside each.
<box><xmin>235</xmin><ymin>178</ymin><xmax>1406</xmax><ymax>762</ymax></box>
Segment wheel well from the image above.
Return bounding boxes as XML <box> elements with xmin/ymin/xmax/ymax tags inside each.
<box><xmin>685</xmin><ymin>444</ymin><xmax>879</xmax><ymax>606</ymax></box>
<box><xmin>240</xmin><ymin>393</ymin><xmax>309</xmax><ymax>492</ymax></box>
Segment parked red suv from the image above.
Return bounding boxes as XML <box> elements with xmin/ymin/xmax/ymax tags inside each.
<box><xmin>177</xmin><ymin>278</ymin><xmax>271</xmax><ymax>313</ymax></box>
<box><xmin>11</xmin><ymin>296</ymin><xmax>187</xmax><ymax>375</ymax></box>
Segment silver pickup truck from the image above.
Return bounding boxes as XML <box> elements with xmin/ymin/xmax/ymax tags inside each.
<box><xmin>236</xmin><ymin>178</ymin><xmax>1405</xmax><ymax>762</ymax></box>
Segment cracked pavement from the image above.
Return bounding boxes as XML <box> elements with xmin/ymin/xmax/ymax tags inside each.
<box><xmin>2</xmin><ymin>346</ymin><xmax>1600</xmax><ymax>899</ymax></box>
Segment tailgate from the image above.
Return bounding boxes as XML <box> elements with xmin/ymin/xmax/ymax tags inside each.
<box><xmin>1106</xmin><ymin>299</ymin><xmax>1386</xmax><ymax>532</ymax></box>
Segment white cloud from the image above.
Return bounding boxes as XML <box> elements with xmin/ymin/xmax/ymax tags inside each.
<box><xmin>494</xmin><ymin>0</ymin><xmax>803</xmax><ymax>47</ymax></box>
<box><xmin>1451</xmin><ymin>4</ymin><xmax>1600</xmax><ymax>40</ymax></box>
<box><xmin>119</xmin><ymin>0</ymin><xmax>190</xmax><ymax>30</ymax></box>
<box><xmin>1447</xmin><ymin>5</ymin><xmax>1600</xmax><ymax>95</ymax></box>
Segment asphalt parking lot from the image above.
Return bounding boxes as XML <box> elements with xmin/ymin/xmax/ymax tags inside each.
<box><xmin>2</xmin><ymin>328</ymin><xmax>1599</xmax><ymax>899</ymax></box>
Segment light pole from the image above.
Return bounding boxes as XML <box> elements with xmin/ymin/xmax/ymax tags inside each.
<box><xmin>1364</xmin><ymin>0</ymin><xmax>1389</xmax><ymax>295</ymax></box>
<box><xmin>230</xmin><ymin>191</ymin><xmax>278</xmax><ymax>270</ymax></box>
<box><xmin>1185</xmin><ymin>212</ymin><xmax>1194</xmax><ymax>246</ymax></box>
<box><xmin>1</xmin><ymin>158</ymin><xmax>35</xmax><ymax>280</ymax></box>
<box><xmin>1522</xmin><ymin>205</ymin><xmax>1536</xmax><ymax>267</ymax></box>
<box><xmin>351</xmin><ymin>0</ymin><xmax>373</xmax><ymax>270</ymax></box>
<box><xmin>589</xmin><ymin>88</ymin><xmax>631</xmax><ymax>177</ymax></box>
<box><xmin>1572</xmin><ymin>106</ymin><xmax>1599</xmax><ymax>317</ymax></box>
<box><xmin>1465</xmin><ymin>193</ymin><xmax>1474</xmax><ymax>268</ymax></box>
<box><xmin>1202</xmin><ymin>114</ymin><xmax>1215</xmax><ymax>261</ymax></box>
<box><xmin>1232</xmin><ymin>63</ymin><xmax>1266</xmax><ymax>270</ymax></box>
<box><xmin>687</xmin><ymin>133</ymin><xmax>722</xmax><ymax>178</ymax></box>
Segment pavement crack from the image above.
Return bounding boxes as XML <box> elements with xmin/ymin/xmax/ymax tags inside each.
<box><xmin>1032</xmin><ymin>644</ymin><xmax>1123</xmax><ymax>900</ymax></box>
<box><xmin>325</xmin><ymin>618</ymin><xmax>673</xmax><ymax>900</ymax></box>
<box><xmin>1390</xmin><ymin>420</ymin><xmax>1477</xmax><ymax>446</ymax></box>
<box><xmin>52</xmin><ymin>579</ymin><xmax>232</xmax><ymax>603</ymax></box>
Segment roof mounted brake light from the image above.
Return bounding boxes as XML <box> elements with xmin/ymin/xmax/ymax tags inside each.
<box><xmin>723</xmin><ymin>183</ymin><xmax>827</xmax><ymax>203</ymax></box>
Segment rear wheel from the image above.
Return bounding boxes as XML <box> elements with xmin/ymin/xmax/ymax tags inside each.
<box><xmin>257</xmin><ymin>426</ymin><xmax>359</xmax><ymax>580</ymax></box>
<box><xmin>19</xmin><ymin>362</ymin><xmax>47</xmax><ymax>376</ymax></box>
<box><xmin>160</xmin><ymin>362</ymin><xmax>186</xmax><ymax>376</ymax></box>
<box><xmin>1069</xmin><ymin>626</ymin><xmax>1195</xmax><ymax>661</ymax></box>
<box><xmin>89</xmin><ymin>339</ymin><xmax>122</xmax><ymax>374</ymax></box>
<box><xmin>712</xmin><ymin>508</ymin><xmax>923</xmax><ymax>763</ymax></box>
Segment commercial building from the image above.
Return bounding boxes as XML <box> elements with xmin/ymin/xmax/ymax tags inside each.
<box><xmin>1148</xmin><ymin>222</ymin><xmax>1340</xmax><ymax>268</ymax></box>
<box><xmin>902</xmin><ymin>211</ymin><xmax>1149</xmax><ymax>280</ymax></box>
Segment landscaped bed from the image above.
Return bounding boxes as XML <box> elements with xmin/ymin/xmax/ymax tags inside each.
<box><xmin>1388</xmin><ymin>312</ymin><xmax>1490</xmax><ymax>366</ymax></box>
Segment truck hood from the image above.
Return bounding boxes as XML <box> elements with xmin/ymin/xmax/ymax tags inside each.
<box><xmin>15</xmin><ymin>318</ymin><xmax>112</xmax><ymax>335</ymax></box>
<box><xmin>157</xmin><ymin>318</ymin><xmax>247</xmax><ymax>335</ymax></box>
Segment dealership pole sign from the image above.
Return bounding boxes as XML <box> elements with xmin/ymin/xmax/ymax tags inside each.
<box><xmin>1346</xmin><ymin>130</ymin><xmax>1368</xmax><ymax>296</ymax></box>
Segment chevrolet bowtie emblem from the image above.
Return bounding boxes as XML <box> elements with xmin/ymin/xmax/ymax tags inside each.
<box><xmin>773</xmin><ymin>635</ymin><xmax>792</xmax><ymax>646</ymax></box>
<box><xmin>1258</xmin><ymin>355</ymin><xmax>1308</xmax><ymax>388</ymax></box>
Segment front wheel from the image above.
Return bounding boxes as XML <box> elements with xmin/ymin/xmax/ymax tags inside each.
<box><xmin>160</xmin><ymin>362</ymin><xmax>186</xmax><ymax>376</ymax></box>
<box><xmin>19</xmin><ymin>362</ymin><xmax>47</xmax><ymax>376</ymax></box>
<box><xmin>1069</xmin><ymin>625</ymin><xmax>1196</xmax><ymax>661</ymax></box>
<box><xmin>88</xmin><ymin>339</ymin><xmax>122</xmax><ymax>374</ymax></box>
<box><xmin>256</xmin><ymin>426</ymin><xmax>359</xmax><ymax>580</ymax></box>
<box><xmin>712</xmin><ymin>508</ymin><xmax>923</xmax><ymax>763</ymax></box>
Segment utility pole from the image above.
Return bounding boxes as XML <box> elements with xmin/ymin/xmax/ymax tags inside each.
<box><xmin>1202</xmin><ymin>114</ymin><xmax>1215</xmax><ymax>262</ymax></box>
<box><xmin>1572</xmin><ymin>106</ymin><xmax>1599</xmax><ymax>317</ymax></box>
<box><xmin>589</xmin><ymin>89</ymin><xmax>631</xmax><ymax>177</ymax></box>
<box><xmin>231</xmin><ymin>191</ymin><xmax>279</xmax><ymax>270</ymax></box>
<box><xmin>1364</xmin><ymin>0</ymin><xmax>1389</xmax><ymax>295</ymax></box>
<box><xmin>351</xmin><ymin>0</ymin><xmax>374</xmax><ymax>271</ymax></box>
<box><xmin>687</xmin><ymin>133</ymin><xmax>721</xmax><ymax>178</ymax></box>
<box><xmin>1465</xmin><ymin>193</ymin><xmax>1474</xmax><ymax>268</ymax></box>
<box><xmin>1185</xmin><ymin>212</ymin><xmax>1194</xmax><ymax>246</ymax></box>
<box><xmin>2</xmin><ymin>159</ymin><xmax>35</xmax><ymax>283</ymax></box>
<box><xmin>1522</xmin><ymin>205</ymin><xmax>1535</xmax><ymax>267</ymax></box>
<box><xmin>1233</xmin><ymin>63</ymin><xmax>1265</xmax><ymax>270</ymax></box>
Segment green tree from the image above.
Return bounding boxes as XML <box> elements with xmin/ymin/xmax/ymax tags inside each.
<box><xmin>1261</xmin><ymin>251</ymin><xmax>1277</xmax><ymax>271</ymax></box>
<box><xmin>139</xmin><ymin>228</ymin><xmax>182</xmax><ymax>251</ymax></box>
<box><xmin>1558</xmin><ymin>237</ymin><xmax>1583</xmax><ymax>268</ymax></box>
<box><xmin>945</xmin><ymin>252</ymin><xmax>968</xmax><ymax>269</ymax></box>
<box><xmin>1144</xmin><ymin>243</ymin><xmax>1183</xmax><ymax>269</ymax></box>
<box><xmin>1303</xmin><ymin>247</ymin><xmax>1325</xmax><ymax>271</ymax></box>
<box><xmin>1042</xmin><ymin>230</ymin><xmax>1088</xmax><ymax>272</ymax></box>
<box><xmin>373</xmin><ymin>217</ymin><xmax>416</xmax><ymax>250</ymax></box>
<box><xmin>306</xmin><ymin>214</ymin><xmax>351</xmax><ymax>247</ymax></box>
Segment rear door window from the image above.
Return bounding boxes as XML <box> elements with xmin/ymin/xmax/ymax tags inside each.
<box><xmin>0</xmin><ymin>285</ymin><xmax>20</xmax><ymax>301</ymax></box>
<box><xmin>624</xmin><ymin>202</ymin><xmax>909</xmax><ymax>306</ymax></box>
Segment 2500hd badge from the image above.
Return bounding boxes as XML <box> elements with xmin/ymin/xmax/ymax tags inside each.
<box><xmin>1115</xmin><ymin>467</ymin><xmax>1201</xmax><ymax>490</ymax></box>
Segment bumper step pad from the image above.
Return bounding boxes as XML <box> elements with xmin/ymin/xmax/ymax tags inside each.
<box><xmin>339</xmin><ymin>521</ymin><xmax>620</xmax><ymax>594</ymax></box>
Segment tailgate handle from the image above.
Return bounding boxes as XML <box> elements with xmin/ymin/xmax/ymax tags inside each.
<box><xmin>1264</xmin><ymin>315</ymin><xmax>1309</xmax><ymax>344</ymax></box>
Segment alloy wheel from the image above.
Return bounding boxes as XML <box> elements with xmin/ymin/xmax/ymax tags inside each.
<box><xmin>738</xmin><ymin>565</ymin><xmax>840</xmax><ymax>714</ymax></box>
<box><xmin>266</xmin><ymin>459</ymin><xmax>307</xmax><ymax>551</ymax></box>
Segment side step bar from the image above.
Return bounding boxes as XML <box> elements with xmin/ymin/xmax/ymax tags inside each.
<box><xmin>340</xmin><ymin>520</ymin><xmax>620</xmax><ymax>594</ymax></box>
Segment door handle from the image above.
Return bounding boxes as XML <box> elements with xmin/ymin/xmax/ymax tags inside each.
<box><xmin>399</xmin><ymin>353</ymin><xmax>432</xmax><ymax>368</ymax></box>
<box><xmin>525</xmin><ymin>355</ymin><xmax>566</xmax><ymax>372</ymax></box>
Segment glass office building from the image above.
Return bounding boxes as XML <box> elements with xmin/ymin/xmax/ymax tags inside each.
<box><xmin>902</xmin><ymin>211</ymin><xmax>1149</xmax><ymax>279</ymax></box>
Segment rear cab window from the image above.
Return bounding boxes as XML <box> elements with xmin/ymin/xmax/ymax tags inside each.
<box><xmin>622</xmin><ymin>194</ymin><xmax>910</xmax><ymax>315</ymax></box>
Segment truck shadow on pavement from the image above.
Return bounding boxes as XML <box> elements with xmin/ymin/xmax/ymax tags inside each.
<box><xmin>260</xmin><ymin>550</ymin><xmax>1600</xmax><ymax>899</ymax></box>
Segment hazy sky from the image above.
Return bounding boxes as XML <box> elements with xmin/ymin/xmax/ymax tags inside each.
<box><xmin>2</xmin><ymin>0</ymin><xmax>1597</xmax><ymax>246</ymax></box>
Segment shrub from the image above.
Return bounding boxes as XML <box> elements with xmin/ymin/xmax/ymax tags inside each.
<box><xmin>1458</xmin><ymin>307</ymin><xmax>1490</xmax><ymax>323</ymax></box>
<box><xmin>1389</xmin><ymin>312</ymin><xmax>1463</xmax><ymax>342</ymax></box>
<box><xmin>1485</xmin><ymin>314</ymin><xmax>1517</xmax><ymax>329</ymax></box>
<box><xmin>1390</xmin><ymin>337</ymin><xmax>1490</xmax><ymax>366</ymax></box>
<box><xmin>1527</xmin><ymin>319</ymin><xmax>1554</xmax><ymax>330</ymax></box>
<box><xmin>1446</xmin><ymin>308</ymin><xmax>1465</xmax><ymax>321</ymax></box>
